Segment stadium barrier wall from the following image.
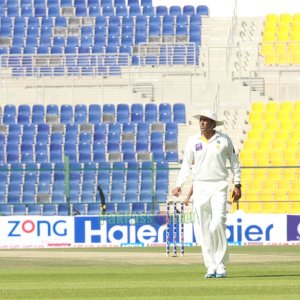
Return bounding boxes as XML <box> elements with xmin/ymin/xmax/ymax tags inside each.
<box><xmin>0</xmin><ymin>210</ymin><xmax>299</xmax><ymax>248</ymax></box>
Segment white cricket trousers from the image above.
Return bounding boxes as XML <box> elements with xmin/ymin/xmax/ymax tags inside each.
<box><xmin>193</xmin><ymin>180</ymin><xmax>229</xmax><ymax>269</ymax></box>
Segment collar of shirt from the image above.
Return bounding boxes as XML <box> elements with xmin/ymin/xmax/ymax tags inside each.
<box><xmin>199</xmin><ymin>131</ymin><xmax>219</xmax><ymax>143</ymax></box>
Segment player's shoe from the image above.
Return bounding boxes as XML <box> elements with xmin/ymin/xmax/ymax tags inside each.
<box><xmin>216</xmin><ymin>263</ymin><xmax>227</xmax><ymax>278</ymax></box>
<box><xmin>204</xmin><ymin>267</ymin><xmax>216</xmax><ymax>278</ymax></box>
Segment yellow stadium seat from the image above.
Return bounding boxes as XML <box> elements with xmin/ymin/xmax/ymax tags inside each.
<box><xmin>263</xmin><ymin>32</ymin><xmax>276</xmax><ymax>42</ymax></box>
<box><xmin>265</xmin><ymin>120</ymin><xmax>279</xmax><ymax>131</ymax></box>
<box><xmin>293</xmin><ymin>101</ymin><xmax>300</xmax><ymax>111</ymax></box>
<box><xmin>258</xmin><ymin>139</ymin><xmax>272</xmax><ymax>150</ymax></box>
<box><xmin>292</xmin><ymin>13</ymin><xmax>300</xmax><ymax>23</ymax></box>
<box><xmin>276</xmin><ymin>201</ymin><xmax>292</xmax><ymax>213</ymax></box>
<box><xmin>248</xmin><ymin>202</ymin><xmax>263</xmax><ymax>213</ymax></box>
<box><xmin>266</xmin><ymin>101</ymin><xmax>280</xmax><ymax>112</ymax></box>
<box><xmin>274</xmin><ymin>190</ymin><xmax>289</xmax><ymax>201</ymax></box>
<box><xmin>271</xmin><ymin>138</ymin><xmax>288</xmax><ymax>149</ymax></box>
<box><xmin>282</xmin><ymin>169</ymin><xmax>297</xmax><ymax>180</ymax></box>
<box><xmin>288</xmin><ymin>192</ymin><xmax>300</xmax><ymax>201</ymax></box>
<box><xmin>266</xmin><ymin>14</ymin><xmax>279</xmax><ymax>24</ymax></box>
<box><xmin>251</xmin><ymin>120</ymin><xmax>266</xmax><ymax>131</ymax></box>
<box><xmin>248</xmin><ymin>111</ymin><xmax>264</xmax><ymax>123</ymax></box>
<box><xmin>243</xmin><ymin>139</ymin><xmax>258</xmax><ymax>150</ymax></box>
<box><xmin>268</xmin><ymin>149</ymin><xmax>283</xmax><ymax>162</ymax></box>
<box><xmin>280</xmin><ymin>101</ymin><xmax>293</xmax><ymax>112</ymax></box>
<box><xmin>275</xmin><ymin>42</ymin><xmax>288</xmax><ymax>56</ymax></box>
<box><xmin>253</xmin><ymin>169</ymin><xmax>268</xmax><ymax>180</ymax></box>
<box><xmin>286</xmin><ymin>134</ymin><xmax>300</xmax><ymax>146</ymax></box>
<box><xmin>291</xmin><ymin>180</ymin><xmax>300</xmax><ymax>192</ymax></box>
<box><xmin>238</xmin><ymin>201</ymin><xmax>249</xmax><ymax>212</ymax></box>
<box><xmin>279</xmin><ymin>13</ymin><xmax>292</xmax><ymax>24</ymax></box>
<box><xmin>261</xmin><ymin>130</ymin><xmax>276</xmax><ymax>141</ymax></box>
<box><xmin>251</xmin><ymin>102</ymin><xmax>265</xmax><ymax>113</ymax></box>
<box><xmin>260</xmin><ymin>43</ymin><xmax>275</xmax><ymax>56</ymax></box>
<box><xmin>241</xmin><ymin>168</ymin><xmax>254</xmax><ymax>180</ymax></box>
<box><xmin>263</xmin><ymin>178</ymin><xmax>278</xmax><ymax>189</ymax></box>
<box><xmin>284</xmin><ymin>157</ymin><xmax>299</xmax><ymax>166</ymax></box>
<box><xmin>277</xmin><ymin>179</ymin><xmax>292</xmax><ymax>191</ymax></box>
<box><xmin>290</xmin><ymin>30</ymin><xmax>300</xmax><ymax>41</ymax></box>
<box><xmin>262</xmin><ymin>202</ymin><xmax>277</xmax><ymax>213</ymax></box>
<box><xmin>247</xmin><ymin>129</ymin><xmax>263</xmax><ymax>140</ymax></box>
<box><xmin>283</xmin><ymin>148</ymin><xmax>298</xmax><ymax>159</ymax></box>
<box><xmin>288</xmin><ymin>43</ymin><xmax>300</xmax><ymax>55</ymax></box>
<box><xmin>278</xmin><ymin>53</ymin><xmax>292</xmax><ymax>64</ymax></box>
<box><xmin>264</xmin><ymin>110</ymin><xmax>278</xmax><ymax>122</ymax></box>
<box><xmin>291</xmin><ymin>201</ymin><xmax>300</xmax><ymax>212</ymax></box>
<box><xmin>242</xmin><ymin>192</ymin><xmax>259</xmax><ymax>202</ymax></box>
<box><xmin>276</xmin><ymin>31</ymin><xmax>289</xmax><ymax>42</ymax></box>
<box><xmin>291</xmin><ymin>53</ymin><xmax>300</xmax><ymax>64</ymax></box>
<box><xmin>248</xmin><ymin>179</ymin><xmax>263</xmax><ymax>190</ymax></box>
<box><xmin>278</xmin><ymin>117</ymin><xmax>293</xmax><ymax>129</ymax></box>
<box><xmin>267</xmin><ymin>168</ymin><xmax>282</xmax><ymax>180</ymax></box>
<box><xmin>264</xmin><ymin>52</ymin><xmax>277</xmax><ymax>64</ymax></box>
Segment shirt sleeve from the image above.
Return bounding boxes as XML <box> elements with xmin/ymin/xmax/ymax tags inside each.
<box><xmin>227</xmin><ymin>137</ymin><xmax>241</xmax><ymax>184</ymax></box>
<box><xmin>176</xmin><ymin>137</ymin><xmax>194</xmax><ymax>188</ymax></box>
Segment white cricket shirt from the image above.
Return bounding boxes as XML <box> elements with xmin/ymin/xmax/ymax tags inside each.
<box><xmin>176</xmin><ymin>131</ymin><xmax>241</xmax><ymax>187</ymax></box>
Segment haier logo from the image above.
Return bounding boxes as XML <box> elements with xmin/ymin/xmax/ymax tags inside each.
<box><xmin>74</xmin><ymin>217</ymin><xmax>166</xmax><ymax>244</ymax></box>
<box><xmin>287</xmin><ymin>215</ymin><xmax>300</xmax><ymax>241</ymax></box>
<box><xmin>7</xmin><ymin>219</ymin><xmax>67</xmax><ymax>237</ymax></box>
<box><xmin>226</xmin><ymin>218</ymin><xmax>274</xmax><ymax>243</ymax></box>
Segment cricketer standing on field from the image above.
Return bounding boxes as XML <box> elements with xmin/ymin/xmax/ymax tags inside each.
<box><xmin>172</xmin><ymin>110</ymin><xmax>242</xmax><ymax>278</ymax></box>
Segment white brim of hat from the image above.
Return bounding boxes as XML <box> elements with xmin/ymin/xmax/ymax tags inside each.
<box><xmin>193</xmin><ymin>115</ymin><xmax>224</xmax><ymax>126</ymax></box>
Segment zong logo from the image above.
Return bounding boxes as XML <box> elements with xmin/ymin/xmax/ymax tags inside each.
<box><xmin>8</xmin><ymin>220</ymin><xmax>67</xmax><ymax>237</ymax></box>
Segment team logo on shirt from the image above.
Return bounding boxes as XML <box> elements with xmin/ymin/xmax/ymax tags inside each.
<box><xmin>195</xmin><ymin>143</ymin><xmax>202</xmax><ymax>151</ymax></box>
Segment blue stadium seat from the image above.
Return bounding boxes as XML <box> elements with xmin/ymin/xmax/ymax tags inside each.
<box><xmin>129</xmin><ymin>5</ymin><xmax>141</xmax><ymax>16</ymax></box>
<box><xmin>89</xmin><ymin>6</ymin><xmax>100</xmax><ymax>16</ymax></box>
<box><xmin>132</xmin><ymin>202</ymin><xmax>145</xmax><ymax>214</ymax></box>
<box><xmin>196</xmin><ymin>5</ymin><xmax>209</xmax><ymax>16</ymax></box>
<box><xmin>104</xmin><ymin>203</ymin><xmax>115</xmax><ymax>214</ymax></box>
<box><xmin>102</xmin><ymin>5</ymin><xmax>114</xmax><ymax>16</ymax></box>
<box><xmin>117</xmin><ymin>103</ymin><xmax>129</xmax><ymax>123</ymax></box>
<box><xmin>142</xmin><ymin>5</ymin><xmax>154</xmax><ymax>16</ymax></box>
<box><xmin>0</xmin><ymin>205</ymin><xmax>12</xmax><ymax>216</ymax></box>
<box><xmin>122</xmin><ymin>16</ymin><xmax>134</xmax><ymax>27</ymax></box>
<box><xmin>183</xmin><ymin>5</ymin><xmax>195</xmax><ymax>16</ymax></box>
<box><xmin>173</xmin><ymin>103</ymin><xmax>186</xmax><ymax>123</ymax></box>
<box><xmin>27</xmin><ymin>204</ymin><xmax>41</xmax><ymax>215</ymax></box>
<box><xmin>57</xmin><ymin>203</ymin><xmax>69</xmax><ymax>216</ymax></box>
<box><xmin>72</xmin><ymin>203</ymin><xmax>86</xmax><ymax>215</ymax></box>
<box><xmin>117</xmin><ymin>203</ymin><xmax>130</xmax><ymax>214</ymax></box>
<box><xmin>13</xmin><ymin>204</ymin><xmax>27</xmax><ymax>215</ymax></box>
<box><xmin>110</xmin><ymin>191</ymin><xmax>124</xmax><ymax>203</ymax></box>
<box><xmin>169</xmin><ymin>6</ymin><xmax>181</xmax><ymax>16</ymax></box>
<box><xmin>146</xmin><ymin>202</ymin><xmax>160</xmax><ymax>214</ymax></box>
<box><xmin>139</xmin><ymin>191</ymin><xmax>152</xmax><ymax>203</ymax></box>
<box><xmin>115</xmin><ymin>5</ymin><xmax>127</xmax><ymax>16</ymax></box>
<box><xmin>88</xmin><ymin>104</ymin><xmax>101</xmax><ymax>123</ymax></box>
<box><xmin>145</xmin><ymin>104</ymin><xmax>157</xmax><ymax>122</ymax></box>
<box><xmin>87</xmin><ymin>203</ymin><xmax>101</xmax><ymax>215</ymax></box>
<box><xmin>42</xmin><ymin>203</ymin><xmax>57</xmax><ymax>216</ymax></box>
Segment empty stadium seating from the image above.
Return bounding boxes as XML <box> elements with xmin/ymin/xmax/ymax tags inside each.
<box><xmin>261</xmin><ymin>13</ymin><xmax>300</xmax><ymax>65</ymax></box>
<box><xmin>239</xmin><ymin>100</ymin><xmax>300</xmax><ymax>213</ymax></box>
<box><xmin>0</xmin><ymin>1</ymin><xmax>206</xmax><ymax>76</ymax></box>
<box><xmin>0</xmin><ymin>102</ymin><xmax>185</xmax><ymax>215</ymax></box>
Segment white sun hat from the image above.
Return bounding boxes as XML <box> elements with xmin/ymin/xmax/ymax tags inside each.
<box><xmin>193</xmin><ymin>110</ymin><xmax>224</xmax><ymax>126</ymax></box>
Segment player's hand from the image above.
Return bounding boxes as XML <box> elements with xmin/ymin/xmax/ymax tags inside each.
<box><xmin>183</xmin><ymin>197</ymin><xmax>190</xmax><ymax>206</ymax></box>
<box><xmin>232</xmin><ymin>187</ymin><xmax>242</xmax><ymax>202</ymax></box>
<box><xmin>172</xmin><ymin>186</ymin><xmax>181</xmax><ymax>197</ymax></box>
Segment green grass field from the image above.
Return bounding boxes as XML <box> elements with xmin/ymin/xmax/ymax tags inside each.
<box><xmin>0</xmin><ymin>246</ymin><xmax>299</xmax><ymax>299</ymax></box>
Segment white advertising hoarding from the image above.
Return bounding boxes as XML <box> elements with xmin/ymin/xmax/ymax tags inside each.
<box><xmin>0</xmin><ymin>212</ymin><xmax>299</xmax><ymax>248</ymax></box>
